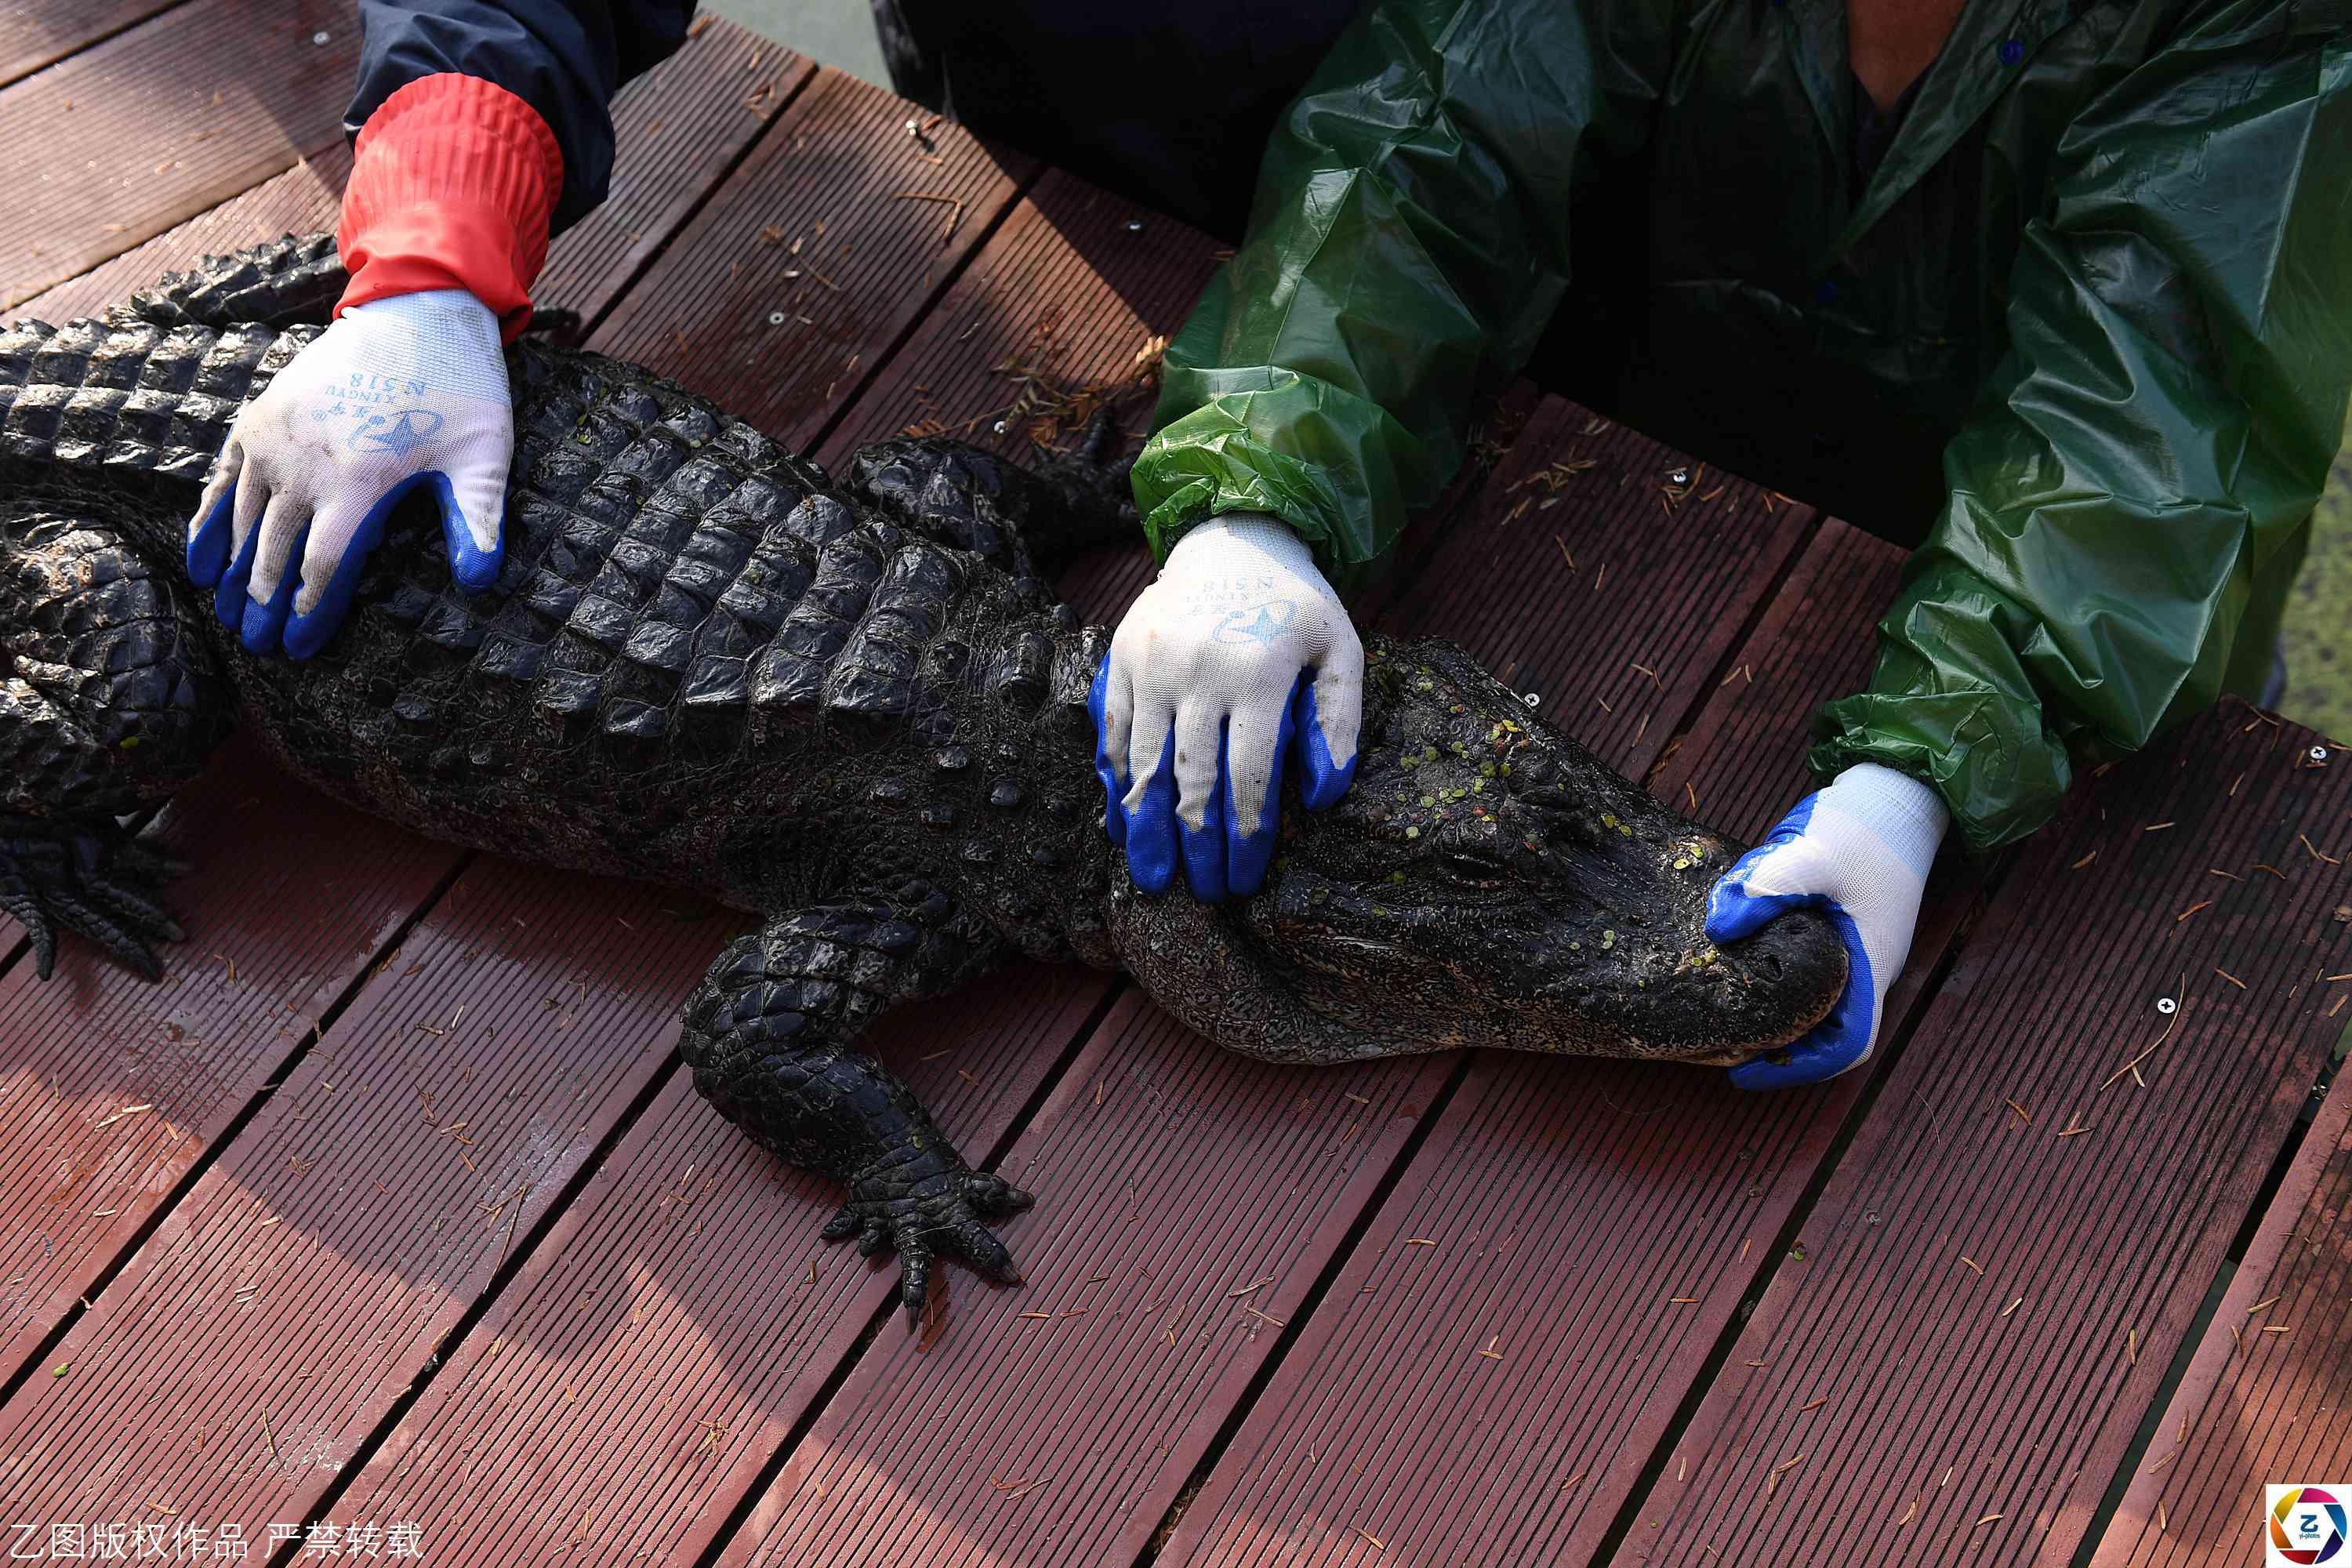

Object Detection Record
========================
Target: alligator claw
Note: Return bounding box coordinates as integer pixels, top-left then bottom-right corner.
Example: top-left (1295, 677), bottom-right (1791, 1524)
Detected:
top-left (821, 1166), bottom-right (1034, 1330)
top-left (0, 815), bottom-right (184, 981)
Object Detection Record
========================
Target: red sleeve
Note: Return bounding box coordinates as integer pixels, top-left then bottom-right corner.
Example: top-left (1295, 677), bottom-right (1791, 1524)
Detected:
top-left (335, 72), bottom-right (564, 342)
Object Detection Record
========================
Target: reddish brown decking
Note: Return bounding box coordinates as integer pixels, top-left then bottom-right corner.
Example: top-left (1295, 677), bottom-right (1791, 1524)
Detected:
top-left (3, 9), bottom-right (2347, 1566)
top-left (2091, 1059), bottom-right (2352, 1568)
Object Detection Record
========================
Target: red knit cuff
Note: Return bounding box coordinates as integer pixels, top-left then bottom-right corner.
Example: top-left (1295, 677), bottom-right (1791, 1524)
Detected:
top-left (336, 74), bottom-right (564, 342)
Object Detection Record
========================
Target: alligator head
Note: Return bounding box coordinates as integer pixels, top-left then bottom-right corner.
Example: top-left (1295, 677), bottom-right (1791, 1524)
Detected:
top-left (1103, 634), bottom-right (1848, 1069)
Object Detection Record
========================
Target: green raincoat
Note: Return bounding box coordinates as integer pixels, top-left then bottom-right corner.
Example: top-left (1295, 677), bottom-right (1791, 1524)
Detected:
top-left (1130, 0), bottom-right (2352, 853)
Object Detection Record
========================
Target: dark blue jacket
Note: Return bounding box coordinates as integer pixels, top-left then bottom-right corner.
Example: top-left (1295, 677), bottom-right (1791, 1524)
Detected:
top-left (348, 0), bottom-right (1363, 240)
top-left (348, 0), bottom-right (697, 233)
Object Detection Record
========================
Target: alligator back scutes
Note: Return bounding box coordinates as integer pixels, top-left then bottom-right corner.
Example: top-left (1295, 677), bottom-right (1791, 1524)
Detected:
top-left (0, 316), bottom-right (310, 483)
top-left (320, 342), bottom-right (1010, 771)
top-left (107, 231), bottom-right (346, 334)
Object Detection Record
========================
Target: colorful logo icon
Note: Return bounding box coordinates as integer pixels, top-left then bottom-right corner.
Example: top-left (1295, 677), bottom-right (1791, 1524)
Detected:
top-left (2270, 1486), bottom-right (2349, 1565)
top-left (1211, 598), bottom-right (1299, 647)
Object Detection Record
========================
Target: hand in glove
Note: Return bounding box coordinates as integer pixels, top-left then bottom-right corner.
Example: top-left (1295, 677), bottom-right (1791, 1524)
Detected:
top-left (1090, 514), bottom-right (1363, 899)
top-left (185, 287), bottom-right (511, 659)
top-left (1706, 764), bottom-right (1947, 1089)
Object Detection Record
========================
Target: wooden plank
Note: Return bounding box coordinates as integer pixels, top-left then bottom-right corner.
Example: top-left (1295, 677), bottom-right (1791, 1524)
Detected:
top-left (1602, 702), bottom-right (2352, 1566)
top-left (0, 0), bottom-right (180, 93)
top-left (1377, 400), bottom-right (1815, 769)
top-left (1650, 518), bottom-right (1907, 840)
top-left (329, 964), bottom-right (1114, 1565)
top-left (815, 167), bottom-right (1225, 626)
top-left (532, 18), bottom-right (811, 330)
top-left (2087, 1046), bottom-right (2351, 1567)
top-left (814, 169), bottom-right (1218, 466)
top-left (719, 995), bottom-right (1454, 1568)
top-left (0, 864), bottom-right (718, 1534)
top-left (591, 66), bottom-right (1038, 455)
top-left (1164, 1052), bottom-right (1860, 1568)
top-left (7, 145), bottom-right (350, 328)
top-left (1157, 519), bottom-right (1982, 1568)
top-left (10, 19), bottom-right (808, 333)
top-left (0, 746), bottom-right (452, 1392)
top-left (0, 0), bottom-right (358, 308)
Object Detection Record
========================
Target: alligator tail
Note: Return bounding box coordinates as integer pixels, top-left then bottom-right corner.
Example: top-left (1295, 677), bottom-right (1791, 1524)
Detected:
top-left (0, 314), bottom-right (307, 485)
top-left (0, 234), bottom-right (345, 483)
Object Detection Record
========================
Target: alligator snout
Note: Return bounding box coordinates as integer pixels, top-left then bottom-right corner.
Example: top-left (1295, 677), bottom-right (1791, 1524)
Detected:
top-left (1221, 635), bottom-right (1853, 1069)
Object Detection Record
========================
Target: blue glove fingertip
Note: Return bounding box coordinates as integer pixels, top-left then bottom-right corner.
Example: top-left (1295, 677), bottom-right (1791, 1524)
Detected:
top-left (1728, 1052), bottom-right (1812, 1091)
top-left (1728, 907), bottom-right (1875, 1089)
top-left (284, 539), bottom-right (372, 662)
top-left (1226, 697), bottom-right (1294, 898)
top-left (1704, 874), bottom-right (1802, 944)
top-left (238, 537), bottom-right (304, 655)
top-left (1728, 1015), bottom-right (1867, 1091)
top-left (210, 514), bottom-right (263, 636)
top-left (283, 492), bottom-right (401, 661)
top-left (187, 487), bottom-right (234, 589)
top-left (1178, 723), bottom-right (1232, 902)
top-left (1087, 659), bottom-right (1128, 849)
top-left (437, 474), bottom-right (504, 595)
top-left (1120, 724), bottom-right (1181, 895)
top-left (1294, 679), bottom-right (1357, 812)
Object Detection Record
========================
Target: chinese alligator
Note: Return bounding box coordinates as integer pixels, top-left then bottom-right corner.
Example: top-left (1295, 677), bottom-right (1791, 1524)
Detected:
top-left (0, 235), bottom-right (1846, 1325)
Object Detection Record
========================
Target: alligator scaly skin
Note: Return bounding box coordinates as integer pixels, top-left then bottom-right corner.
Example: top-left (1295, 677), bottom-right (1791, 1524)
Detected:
top-left (0, 236), bottom-right (1849, 1328)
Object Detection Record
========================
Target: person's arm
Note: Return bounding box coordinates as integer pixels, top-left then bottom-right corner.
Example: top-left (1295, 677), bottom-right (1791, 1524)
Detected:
top-left (185, 1), bottom-right (695, 660)
top-left (1128, 0), bottom-right (1668, 593)
top-left (1810, 3), bottom-right (2352, 855)
top-left (1099, 0), bottom-right (1665, 902)
top-left (339, 0), bottom-right (696, 330)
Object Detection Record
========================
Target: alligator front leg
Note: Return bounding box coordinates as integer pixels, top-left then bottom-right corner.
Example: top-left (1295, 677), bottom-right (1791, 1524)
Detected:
top-left (3, 509), bottom-right (228, 978)
top-left (845, 411), bottom-right (1140, 578)
top-left (679, 884), bottom-right (1030, 1327)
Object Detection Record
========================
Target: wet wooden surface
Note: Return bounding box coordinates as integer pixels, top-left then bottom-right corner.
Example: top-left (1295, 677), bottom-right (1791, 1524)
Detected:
top-left (2, 8), bottom-right (2344, 1565)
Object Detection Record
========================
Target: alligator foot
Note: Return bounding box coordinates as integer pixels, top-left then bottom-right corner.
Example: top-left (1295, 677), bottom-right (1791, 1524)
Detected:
top-left (676, 891), bottom-right (1027, 1335)
top-left (0, 815), bottom-right (185, 981)
top-left (843, 408), bottom-right (1139, 579)
top-left (824, 1160), bottom-right (1033, 1329)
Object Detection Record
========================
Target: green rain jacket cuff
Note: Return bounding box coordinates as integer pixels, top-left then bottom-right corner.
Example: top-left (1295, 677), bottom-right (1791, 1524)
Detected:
top-left (1131, 372), bottom-right (1442, 600)
top-left (1807, 690), bottom-right (2073, 857)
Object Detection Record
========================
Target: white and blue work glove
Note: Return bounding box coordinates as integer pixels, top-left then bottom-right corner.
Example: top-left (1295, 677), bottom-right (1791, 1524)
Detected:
top-left (1706, 764), bottom-right (1947, 1089)
top-left (187, 287), bottom-right (511, 659)
top-left (1090, 514), bottom-right (1363, 899)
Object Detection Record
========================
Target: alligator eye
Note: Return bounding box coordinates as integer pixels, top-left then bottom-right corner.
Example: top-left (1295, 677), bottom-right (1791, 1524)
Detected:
top-left (1438, 849), bottom-right (1508, 885)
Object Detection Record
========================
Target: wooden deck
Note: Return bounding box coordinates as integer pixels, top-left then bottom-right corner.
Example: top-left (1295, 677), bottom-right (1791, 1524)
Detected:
top-left (3, 7), bottom-right (2347, 1564)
